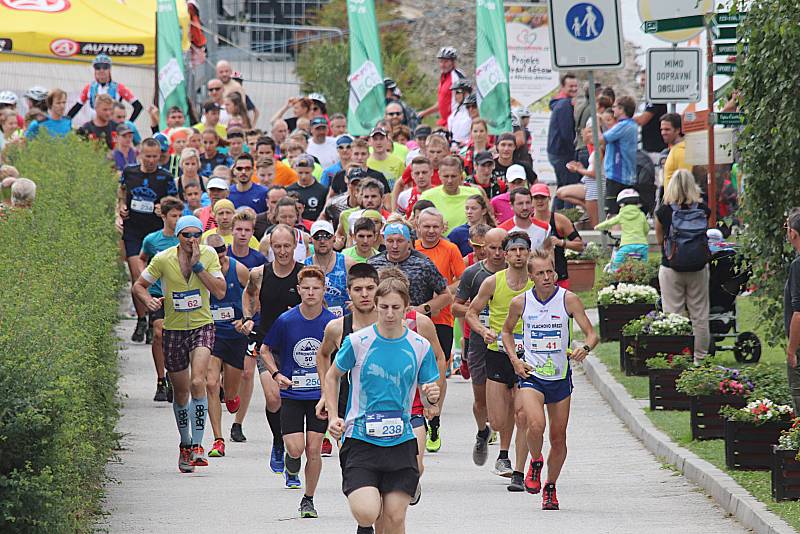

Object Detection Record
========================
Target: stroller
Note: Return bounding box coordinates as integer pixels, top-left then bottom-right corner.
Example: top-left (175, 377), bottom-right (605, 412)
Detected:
top-left (708, 247), bottom-right (761, 363)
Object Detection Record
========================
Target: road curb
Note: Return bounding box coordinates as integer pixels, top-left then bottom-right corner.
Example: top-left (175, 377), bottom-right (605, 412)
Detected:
top-left (582, 354), bottom-right (797, 534)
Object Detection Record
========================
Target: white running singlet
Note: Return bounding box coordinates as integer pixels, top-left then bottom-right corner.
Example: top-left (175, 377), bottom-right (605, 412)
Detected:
top-left (521, 286), bottom-right (571, 381)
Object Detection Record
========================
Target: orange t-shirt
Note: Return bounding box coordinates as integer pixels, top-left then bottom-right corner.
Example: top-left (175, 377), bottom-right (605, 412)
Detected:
top-left (272, 160), bottom-right (298, 187)
top-left (414, 238), bottom-right (465, 327)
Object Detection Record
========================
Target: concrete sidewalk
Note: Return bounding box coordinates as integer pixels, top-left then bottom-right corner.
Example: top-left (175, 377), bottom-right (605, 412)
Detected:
top-left (103, 321), bottom-right (745, 533)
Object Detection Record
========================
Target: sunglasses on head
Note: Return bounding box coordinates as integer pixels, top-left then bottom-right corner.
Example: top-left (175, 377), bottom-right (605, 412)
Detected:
top-left (180, 231), bottom-right (203, 239)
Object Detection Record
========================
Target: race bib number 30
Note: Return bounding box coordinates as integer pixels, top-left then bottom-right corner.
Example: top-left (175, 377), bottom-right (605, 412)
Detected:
top-left (365, 411), bottom-right (404, 438)
top-left (173, 289), bottom-right (202, 312)
top-left (292, 372), bottom-right (320, 390)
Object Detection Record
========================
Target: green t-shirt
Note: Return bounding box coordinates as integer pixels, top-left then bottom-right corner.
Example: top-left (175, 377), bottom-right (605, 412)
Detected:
top-left (420, 185), bottom-right (478, 236)
top-left (343, 245), bottom-right (377, 263)
top-left (367, 153), bottom-right (405, 185)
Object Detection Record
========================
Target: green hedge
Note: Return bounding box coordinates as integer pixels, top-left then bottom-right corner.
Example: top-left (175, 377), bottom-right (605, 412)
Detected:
top-left (0, 136), bottom-right (122, 532)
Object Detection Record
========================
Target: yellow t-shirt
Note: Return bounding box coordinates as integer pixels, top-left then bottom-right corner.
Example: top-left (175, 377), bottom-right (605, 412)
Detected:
top-left (201, 228), bottom-right (260, 250)
top-left (367, 153), bottom-right (406, 185)
top-left (192, 121), bottom-right (228, 140)
top-left (142, 245), bottom-right (223, 331)
top-left (663, 141), bottom-right (690, 189)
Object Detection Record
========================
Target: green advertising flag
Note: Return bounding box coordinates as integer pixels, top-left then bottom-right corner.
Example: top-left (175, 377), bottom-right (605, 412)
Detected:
top-left (157, 0), bottom-right (188, 130)
top-left (347, 0), bottom-right (385, 135)
top-left (476, 0), bottom-right (512, 133)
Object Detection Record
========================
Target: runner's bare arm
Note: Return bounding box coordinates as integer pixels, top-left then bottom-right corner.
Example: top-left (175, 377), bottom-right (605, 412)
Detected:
top-left (451, 296), bottom-right (470, 318)
top-left (233, 263), bottom-right (251, 334)
top-left (417, 290), bottom-right (452, 317)
top-left (415, 313), bottom-right (446, 410)
top-left (260, 344), bottom-right (292, 388)
top-left (565, 291), bottom-right (597, 362)
top-left (555, 213), bottom-right (584, 252)
top-left (242, 265), bottom-right (263, 318)
top-left (316, 318), bottom-right (343, 396)
top-left (132, 275), bottom-right (161, 312)
top-left (324, 363), bottom-right (347, 439)
top-left (466, 274), bottom-right (496, 339)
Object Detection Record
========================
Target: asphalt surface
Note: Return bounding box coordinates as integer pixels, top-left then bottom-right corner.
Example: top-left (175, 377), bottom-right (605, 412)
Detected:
top-left (103, 320), bottom-right (746, 533)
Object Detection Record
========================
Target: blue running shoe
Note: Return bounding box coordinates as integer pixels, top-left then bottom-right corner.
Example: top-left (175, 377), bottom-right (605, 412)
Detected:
top-left (270, 443), bottom-right (285, 474)
top-left (284, 470), bottom-right (301, 489)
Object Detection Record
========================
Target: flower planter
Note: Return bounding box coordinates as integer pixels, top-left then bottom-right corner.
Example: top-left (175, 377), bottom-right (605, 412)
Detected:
top-left (772, 446), bottom-right (800, 500)
top-left (725, 420), bottom-right (792, 470)
top-left (690, 394), bottom-right (749, 440)
top-left (598, 303), bottom-right (656, 341)
top-left (648, 368), bottom-right (691, 411)
top-left (625, 335), bottom-right (694, 377)
top-left (566, 260), bottom-right (596, 292)
top-left (619, 333), bottom-right (635, 373)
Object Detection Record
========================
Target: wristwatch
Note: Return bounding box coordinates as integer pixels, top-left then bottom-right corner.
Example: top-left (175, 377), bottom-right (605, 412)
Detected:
top-left (582, 344), bottom-right (592, 353)
top-left (242, 316), bottom-right (253, 323)
top-left (423, 304), bottom-right (432, 316)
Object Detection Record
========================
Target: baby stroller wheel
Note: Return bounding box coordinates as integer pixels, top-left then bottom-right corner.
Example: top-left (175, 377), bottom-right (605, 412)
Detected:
top-left (733, 332), bottom-right (761, 364)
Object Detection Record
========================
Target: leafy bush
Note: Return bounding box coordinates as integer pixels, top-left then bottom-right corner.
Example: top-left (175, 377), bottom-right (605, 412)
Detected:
top-left (676, 362), bottom-right (754, 397)
top-left (0, 135), bottom-right (121, 532)
top-left (597, 256), bottom-right (660, 288)
top-left (296, 0), bottom-right (434, 115)
top-left (621, 311), bottom-right (692, 337)
top-left (645, 351), bottom-right (694, 371)
top-left (735, 0), bottom-right (800, 344)
top-left (597, 283), bottom-right (659, 306)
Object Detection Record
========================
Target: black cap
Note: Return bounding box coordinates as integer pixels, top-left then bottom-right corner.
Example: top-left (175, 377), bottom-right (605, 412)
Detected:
top-left (203, 101), bottom-right (221, 113)
top-left (474, 151), bottom-right (494, 165)
top-left (347, 167), bottom-right (368, 181)
top-left (414, 125), bottom-right (432, 138)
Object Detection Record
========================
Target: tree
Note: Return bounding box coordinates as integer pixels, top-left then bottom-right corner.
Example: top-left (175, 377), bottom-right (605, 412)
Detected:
top-left (735, 0), bottom-right (800, 343)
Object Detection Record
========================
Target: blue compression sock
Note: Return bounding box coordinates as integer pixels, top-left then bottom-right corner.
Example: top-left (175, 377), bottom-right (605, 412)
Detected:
top-left (172, 402), bottom-right (192, 446)
top-left (190, 397), bottom-right (208, 446)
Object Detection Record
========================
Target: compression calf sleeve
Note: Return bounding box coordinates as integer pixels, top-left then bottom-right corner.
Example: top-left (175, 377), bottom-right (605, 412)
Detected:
top-left (172, 402), bottom-right (192, 446)
top-left (284, 452), bottom-right (302, 475)
top-left (190, 397), bottom-right (208, 446)
top-left (266, 407), bottom-right (283, 444)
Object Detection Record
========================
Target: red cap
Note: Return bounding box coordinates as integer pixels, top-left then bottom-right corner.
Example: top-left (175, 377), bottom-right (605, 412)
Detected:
top-left (530, 183), bottom-right (550, 197)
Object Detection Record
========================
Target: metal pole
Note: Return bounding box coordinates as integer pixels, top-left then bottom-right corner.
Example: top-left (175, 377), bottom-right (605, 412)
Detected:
top-left (588, 70), bottom-right (607, 247)
top-left (706, 26), bottom-right (717, 227)
top-left (200, 0), bottom-right (217, 93)
top-left (669, 43), bottom-right (678, 113)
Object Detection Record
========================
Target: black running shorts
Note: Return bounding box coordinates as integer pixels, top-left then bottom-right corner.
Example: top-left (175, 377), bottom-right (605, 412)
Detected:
top-left (340, 437), bottom-right (419, 498)
top-left (280, 398), bottom-right (327, 435)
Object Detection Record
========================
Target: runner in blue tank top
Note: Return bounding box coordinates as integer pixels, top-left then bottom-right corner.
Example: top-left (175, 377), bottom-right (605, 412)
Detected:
top-left (305, 220), bottom-right (356, 318)
top-left (260, 265), bottom-right (336, 518)
top-left (204, 235), bottom-right (251, 459)
top-left (502, 248), bottom-right (597, 511)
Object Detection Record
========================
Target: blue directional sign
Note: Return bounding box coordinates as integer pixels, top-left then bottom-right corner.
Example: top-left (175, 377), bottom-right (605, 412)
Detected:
top-left (548, 0), bottom-right (624, 70)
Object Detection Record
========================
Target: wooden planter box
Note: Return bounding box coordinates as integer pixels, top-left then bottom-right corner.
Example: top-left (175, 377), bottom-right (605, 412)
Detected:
top-left (625, 334), bottom-right (694, 377)
top-left (725, 420), bottom-right (792, 470)
top-left (619, 334), bottom-right (635, 373)
top-left (772, 446), bottom-right (800, 501)
top-left (567, 260), bottom-right (596, 292)
top-left (598, 303), bottom-right (656, 341)
top-left (648, 368), bottom-right (691, 411)
top-left (690, 394), bottom-right (749, 440)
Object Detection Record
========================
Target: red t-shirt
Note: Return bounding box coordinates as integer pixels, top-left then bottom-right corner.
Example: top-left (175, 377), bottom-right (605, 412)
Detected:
top-left (406, 310), bottom-right (425, 416)
top-left (400, 164), bottom-right (441, 188)
top-left (437, 70), bottom-right (462, 126)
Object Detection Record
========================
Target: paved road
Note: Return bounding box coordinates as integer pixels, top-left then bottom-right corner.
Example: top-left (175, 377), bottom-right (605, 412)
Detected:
top-left (103, 321), bottom-right (746, 533)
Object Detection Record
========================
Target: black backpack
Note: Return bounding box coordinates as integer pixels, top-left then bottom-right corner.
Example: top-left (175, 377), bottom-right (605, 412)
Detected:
top-left (665, 203), bottom-right (710, 272)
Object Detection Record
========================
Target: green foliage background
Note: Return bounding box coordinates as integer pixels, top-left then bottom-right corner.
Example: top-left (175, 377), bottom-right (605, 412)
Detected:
top-left (0, 136), bottom-right (122, 532)
top-left (736, 0), bottom-right (800, 346)
top-left (295, 0), bottom-right (434, 116)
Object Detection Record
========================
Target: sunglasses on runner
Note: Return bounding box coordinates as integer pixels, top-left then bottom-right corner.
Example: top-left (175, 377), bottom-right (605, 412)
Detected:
top-left (208, 86), bottom-right (222, 92)
top-left (386, 111), bottom-right (403, 116)
top-left (469, 240), bottom-right (485, 248)
top-left (235, 166), bottom-right (252, 172)
top-left (180, 231), bottom-right (203, 239)
top-left (94, 65), bottom-right (110, 70)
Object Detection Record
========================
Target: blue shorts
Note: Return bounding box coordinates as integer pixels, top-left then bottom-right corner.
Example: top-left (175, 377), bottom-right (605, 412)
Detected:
top-left (518, 367), bottom-right (573, 404)
top-left (410, 414), bottom-right (427, 430)
top-left (212, 335), bottom-right (248, 370)
top-left (610, 244), bottom-right (649, 271)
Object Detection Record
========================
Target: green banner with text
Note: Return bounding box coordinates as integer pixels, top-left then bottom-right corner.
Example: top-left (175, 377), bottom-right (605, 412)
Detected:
top-left (347, 0), bottom-right (385, 135)
top-left (476, 0), bottom-right (512, 133)
top-left (156, 0), bottom-right (188, 129)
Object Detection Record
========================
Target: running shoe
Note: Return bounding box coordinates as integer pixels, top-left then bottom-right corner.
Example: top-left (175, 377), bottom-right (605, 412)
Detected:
top-left (284, 470), bottom-right (302, 489)
top-left (270, 443), bottom-right (285, 473)
top-left (225, 395), bottom-right (241, 414)
top-left (191, 445), bottom-right (208, 467)
top-left (230, 422), bottom-right (246, 442)
top-left (131, 317), bottom-right (147, 342)
top-left (299, 495), bottom-right (318, 518)
top-left (178, 445), bottom-right (194, 473)
top-left (507, 471), bottom-right (525, 492)
top-left (493, 457), bottom-right (513, 477)
top-left (472, 430), bottom-right (490, 466)
top-left (153, 380), bottom-right (168, 402)
top-left (321, 436), bottom-right (333, 457)
top-left (164, 375), bottom-right (173, 403)
top-left (525, 455), bottom-right (544, 494)
top-left (409, 483), bottom-right (421, 506)
top-left (459, 358), bottom-right (470, 380)
top-left (488, 430), bottom-right (498, 445)
top-left (145, 325), bottom-right (153, 345)
top-left (542, 482), bottom-right (559, 510)
top-left (208, 438), bottom-right (225, 458)
top-left (426, 426), bottom-right (441, 453)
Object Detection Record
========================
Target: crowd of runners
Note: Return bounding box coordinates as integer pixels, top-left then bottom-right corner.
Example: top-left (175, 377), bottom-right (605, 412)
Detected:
top-left (9, 47), bottom-right (720, 532)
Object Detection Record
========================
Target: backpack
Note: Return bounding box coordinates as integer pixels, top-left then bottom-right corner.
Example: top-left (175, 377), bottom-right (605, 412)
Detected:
top-left (665, 203), bottom-right (709, 272)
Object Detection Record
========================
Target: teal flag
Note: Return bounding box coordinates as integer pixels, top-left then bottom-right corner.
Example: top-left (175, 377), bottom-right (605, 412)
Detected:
top-left (476, 0), bottom-right (512, 134)
top-left (346, 0), bottom-right (385, 135)
top-left (156, 0), bottom-right (188, 130)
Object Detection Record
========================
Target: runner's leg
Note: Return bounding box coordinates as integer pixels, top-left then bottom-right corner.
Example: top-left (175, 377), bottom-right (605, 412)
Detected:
top-left (234, 353), bottom-right (255, 427)
top-left (517, 387), bottom-right (547, 462)
top-left (126, 255), bottom-right (146, 319)
top-left (188, 347), bottom-right (211, 449)
top-left (347, 487), bottom-right (382, 528)
top-left (544, 395), bottom-right (571, 483)
top-left (377, 491), bottom-right (412, 533)
top-left (303, 430), bottom-right (324, 496)
top-left (206, 356), bottom-right (224, 440)
top-left (221, 362), bottom-right (243, 403)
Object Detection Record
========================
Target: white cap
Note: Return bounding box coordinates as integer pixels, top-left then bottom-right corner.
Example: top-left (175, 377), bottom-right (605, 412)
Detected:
top-left (207, 178), bottom-right (229, 190)
top-left (310, 219), bottom-right (334, 237)
top-left (506, 164), bottom-right (526, 182)
top-left (616, 188), bottom-right (640, 204)
top-left (707, 228), bottom-right (724, 242)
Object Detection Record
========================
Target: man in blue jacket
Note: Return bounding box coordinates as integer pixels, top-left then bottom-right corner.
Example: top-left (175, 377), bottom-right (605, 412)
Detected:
top-left (547, 74), bottom-right (579, 210)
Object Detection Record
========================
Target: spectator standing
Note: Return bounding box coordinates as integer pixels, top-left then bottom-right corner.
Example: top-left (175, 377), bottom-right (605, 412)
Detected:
top-left (69, 54), bottom-right (142, 122)
top-left (599, 96), bottom-right (638, 215)
top-left (660, 113), bottom-right (690, 190)
top-left (655, 170), bottom-right (711, 363)
top-left (447, 79), bottom-right (474, 145)
top-left (784, 208), bottom-right (800, 412)
top-left (635, 71), bottom-right (668, 163)
top-left (216, 60), bottom-right (247, 104)
top-left (113, 124), bottom-right (138, 172)
top-left (547, 74), bottom-right (579, 210)
top-left (25, 88), bottom-right (71, 139)
top-left (76, 93), bottom-right (118, 150)
top-left (418, 47), bottom-right (465, 127)
top-left (306, 117), bottom-right (338, 169)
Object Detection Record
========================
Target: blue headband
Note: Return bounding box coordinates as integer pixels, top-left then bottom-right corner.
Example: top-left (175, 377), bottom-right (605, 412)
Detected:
top-left (175, 215), bottom-right (203, 235)
top-left (383, 223), bottom-right (410, 240)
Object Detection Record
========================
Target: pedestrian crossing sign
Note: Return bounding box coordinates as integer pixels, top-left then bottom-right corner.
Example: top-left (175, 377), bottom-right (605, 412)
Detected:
top-left (548, 0), bottom-right (624, 70)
